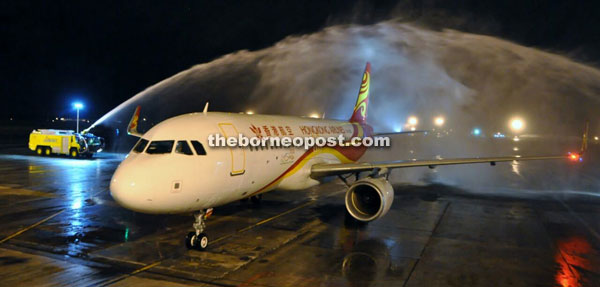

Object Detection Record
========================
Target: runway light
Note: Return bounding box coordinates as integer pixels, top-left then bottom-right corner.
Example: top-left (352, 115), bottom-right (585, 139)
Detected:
top-left (434, 116), bottom-right (445, 127)
top-left (509, 117), bottom-right (524, 132)
top-left (568, 152), bottom-right (581, 162)
top-left (493, 132), bottom-right (505, 138)
top-left (408, 116), bottom-right (418, 126)
top-left (513, 136), bottom-right (520, 142)
top-left (513, 147), bottom-right (519, 151)
top-left (472, 128), bottom-right (481, 136)
top-left (594, 136), bottom-right (599, 141)
top-left (246, 110), bottom-right (254, 115)
top-left (309, 113), bottom-right (320, 119)
top-left (410, 127), bottom-right (416, 131)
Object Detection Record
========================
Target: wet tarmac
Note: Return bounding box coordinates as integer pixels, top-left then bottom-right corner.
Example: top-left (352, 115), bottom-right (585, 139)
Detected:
top-left (0, 146), bottom-right (598, 286)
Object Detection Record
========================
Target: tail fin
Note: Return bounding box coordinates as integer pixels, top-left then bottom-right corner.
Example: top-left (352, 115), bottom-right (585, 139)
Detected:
top-left (127, 106), bottom-right (142, 137)
top-left (349, 62), bottom-right (371, 123)
top-left (581, 121), bottom-right (589, 154)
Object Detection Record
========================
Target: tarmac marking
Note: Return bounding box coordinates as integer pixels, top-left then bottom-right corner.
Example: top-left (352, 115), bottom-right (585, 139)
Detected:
top-left (90, 253), bottom-right (151, 269)
top-left (236, 271), bottom-right (275, 287)
top-left (212, 200), bottom-right (315, 244)
top-left (402, 201), bottom-right (450, 287)
top-left (210, 185), bottom-right (345, 245)
top-left (0, 186), bottom-right (58, 198)
top-left (95, 261), bottom-right (162, 287)
top-left (92, 200), bottom-right (319, 285)
top-left (0, 209), bottom-right (65, 244)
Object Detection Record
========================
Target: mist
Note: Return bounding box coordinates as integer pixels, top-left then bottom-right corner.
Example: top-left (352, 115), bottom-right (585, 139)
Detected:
top-left (88, 18), bottom-right (600, 193)
top-left (91, 19), bottom-right (599, 133)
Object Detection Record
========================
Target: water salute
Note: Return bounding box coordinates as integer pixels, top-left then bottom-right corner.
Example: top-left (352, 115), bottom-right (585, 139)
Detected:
top-left (2, 1), bottom-right (600, 286)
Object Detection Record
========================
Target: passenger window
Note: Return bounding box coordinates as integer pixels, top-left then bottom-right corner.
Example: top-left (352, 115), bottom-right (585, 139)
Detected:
top-left (146, 140), bottom-right (174, 154)
top-left (175, 141), bottom-right (193, 155)
top-left (132, 138), bottom-right (149, 153)
top-left (190, 140), bottom-right (207, 156)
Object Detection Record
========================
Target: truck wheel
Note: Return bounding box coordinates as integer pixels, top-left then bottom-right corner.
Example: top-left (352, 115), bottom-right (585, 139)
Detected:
top-left (70, 149), bottom-right (79, 158)
top-left (36, 147), bottom-right (43, 155)
top-left (44, 147), bottom-right (51, 156)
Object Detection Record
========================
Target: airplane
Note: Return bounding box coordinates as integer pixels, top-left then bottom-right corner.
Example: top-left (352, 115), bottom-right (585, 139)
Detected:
top-left (110, 63), bottom-right (589, 250)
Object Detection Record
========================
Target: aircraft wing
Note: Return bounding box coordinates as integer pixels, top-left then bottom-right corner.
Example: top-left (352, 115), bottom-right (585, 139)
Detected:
top-left (310, 154), bottom-right (576, 177)
top-left (373, 130), bottom-right (429, 136)
top-left (313, 123), bottom-right (589, 178)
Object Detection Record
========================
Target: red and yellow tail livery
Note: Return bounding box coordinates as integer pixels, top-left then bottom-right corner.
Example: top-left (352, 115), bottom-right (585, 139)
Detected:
top-left (349, 62), bottom-right (371, 123)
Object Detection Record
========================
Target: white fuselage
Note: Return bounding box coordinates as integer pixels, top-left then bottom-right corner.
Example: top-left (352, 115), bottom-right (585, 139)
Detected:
top-left (110, 112), bottom-right (369, 214)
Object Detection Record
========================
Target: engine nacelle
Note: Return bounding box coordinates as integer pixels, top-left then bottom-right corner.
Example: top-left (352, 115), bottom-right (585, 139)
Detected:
top-left (345, 177), bottom-right (394, 222)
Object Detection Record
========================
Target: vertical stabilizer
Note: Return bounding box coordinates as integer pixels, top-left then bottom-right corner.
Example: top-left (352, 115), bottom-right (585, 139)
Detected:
top-left (581, 121), bottom-right (589, 154)
top-left (349, 63), bottom-right (371, 123)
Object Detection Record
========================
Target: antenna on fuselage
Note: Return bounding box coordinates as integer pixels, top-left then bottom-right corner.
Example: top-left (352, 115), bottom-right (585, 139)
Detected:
top-left (203, 102), bottom-right (209, 115)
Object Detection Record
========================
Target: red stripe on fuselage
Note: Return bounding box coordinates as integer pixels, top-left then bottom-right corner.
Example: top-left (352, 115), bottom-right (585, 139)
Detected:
top-left (249, 122), bottom-right (373, 196)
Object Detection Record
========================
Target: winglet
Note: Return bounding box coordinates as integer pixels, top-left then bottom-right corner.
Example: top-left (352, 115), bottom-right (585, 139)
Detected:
top-left (127, 106), bottom-right (142, 137)
top-left (349, 62), bottom-right (371, 123)
top-left (581, 121), bottom-right (589, 154)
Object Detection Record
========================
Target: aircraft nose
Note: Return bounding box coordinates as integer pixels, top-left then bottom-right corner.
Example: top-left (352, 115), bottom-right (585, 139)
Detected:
top-left (110, 162), bottom-right (155, 213)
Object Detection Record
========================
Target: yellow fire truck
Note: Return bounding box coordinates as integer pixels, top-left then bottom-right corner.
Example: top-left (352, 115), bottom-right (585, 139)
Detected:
top-left (28, 129), bottom-right (104, 158)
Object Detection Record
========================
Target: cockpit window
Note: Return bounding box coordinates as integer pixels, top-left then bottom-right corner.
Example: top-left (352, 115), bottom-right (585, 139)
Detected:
top-left (175, 141), bottom-right (194, 155)
top-left (132, 138), bottom-right (149, 153)
top-left (146, 140), bottom-right (174, 154)
top-left (190, 140), bottom-right (207, 155)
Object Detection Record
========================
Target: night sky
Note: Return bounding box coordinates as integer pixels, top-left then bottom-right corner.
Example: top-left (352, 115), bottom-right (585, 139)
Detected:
top-left (2, 0), bottom-right (599, 120)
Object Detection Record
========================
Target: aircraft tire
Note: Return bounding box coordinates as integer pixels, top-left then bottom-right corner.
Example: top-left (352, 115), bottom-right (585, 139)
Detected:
top-left (186, 232), bottom-right (208, 250)
top-left (197, 233), bottom-right (208, 250)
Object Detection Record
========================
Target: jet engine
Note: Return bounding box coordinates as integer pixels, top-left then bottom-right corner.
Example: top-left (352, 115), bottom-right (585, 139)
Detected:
top-left (345, 176), bottom-right (394, 222)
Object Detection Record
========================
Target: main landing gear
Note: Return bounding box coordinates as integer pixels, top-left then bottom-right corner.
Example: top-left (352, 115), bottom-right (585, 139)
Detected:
top-left (250, 194), bottom-right (262, 204)
top-left (186, 208), bottom-right (213, 250)
top-left (240, 194), bottom-right (262, 205)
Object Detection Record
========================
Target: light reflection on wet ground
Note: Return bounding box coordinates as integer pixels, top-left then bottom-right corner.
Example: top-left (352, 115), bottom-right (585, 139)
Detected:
top-left (0, 146), bottom-right (598, 286)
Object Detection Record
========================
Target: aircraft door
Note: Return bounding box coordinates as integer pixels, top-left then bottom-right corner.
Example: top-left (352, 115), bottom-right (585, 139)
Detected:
top-left (218, 123), bottom-right (246, 176)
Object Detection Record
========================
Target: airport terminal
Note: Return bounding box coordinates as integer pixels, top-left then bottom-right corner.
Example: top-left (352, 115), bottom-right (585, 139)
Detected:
top-left (1, 1), bottom-right (599, 286)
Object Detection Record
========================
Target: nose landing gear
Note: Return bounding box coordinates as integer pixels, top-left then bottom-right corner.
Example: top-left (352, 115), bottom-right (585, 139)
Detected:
top-left (186, 208), bottom-right (213, 250)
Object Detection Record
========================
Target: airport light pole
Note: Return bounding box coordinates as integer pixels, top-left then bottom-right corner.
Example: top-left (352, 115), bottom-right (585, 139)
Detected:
top-left (73, 102), bottom-right (84, 133)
